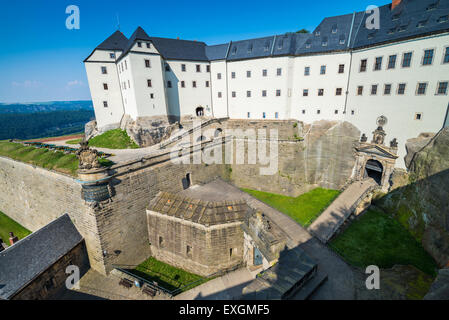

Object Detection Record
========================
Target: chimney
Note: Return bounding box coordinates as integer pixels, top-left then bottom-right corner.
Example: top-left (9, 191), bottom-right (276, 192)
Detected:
top-left (9, 232), bottom-right (18, 246)
top-left (392, 0), bottom-right (401, 10)
top-left (177, 37), bottom-right (180, 40)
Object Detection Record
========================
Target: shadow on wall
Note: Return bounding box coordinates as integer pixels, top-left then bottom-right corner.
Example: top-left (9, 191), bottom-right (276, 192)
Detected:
top-left (373, 168), bottom-right (449, 268)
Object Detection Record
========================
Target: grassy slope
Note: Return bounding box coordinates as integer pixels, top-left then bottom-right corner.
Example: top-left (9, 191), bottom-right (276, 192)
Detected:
top-left (66, 138), bottom-right (83, 145)
top-left (0, 211), bottom-right (31, 243)
top-left (330, 209), bottom-right (438, 276)
top-left (242, 187), bottom-right (341, 227)
top-left (0, 141), bottom-right (79, 175)
top-left (88, 129), bottom-right (139, 149)
top-left (129, 257), bottom-right (209, 293)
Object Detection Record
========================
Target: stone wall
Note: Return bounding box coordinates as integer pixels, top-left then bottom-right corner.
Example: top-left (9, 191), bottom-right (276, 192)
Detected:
top-left (12, 241), bottom-right (89, 300)
top-left (147, 212), bottom-right (243, 276)
top-left (0, 156), bottom-right (105, 273)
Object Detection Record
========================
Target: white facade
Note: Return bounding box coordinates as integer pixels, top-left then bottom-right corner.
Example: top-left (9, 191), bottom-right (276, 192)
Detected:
top-left (85, 30), bottom-right (449, 169)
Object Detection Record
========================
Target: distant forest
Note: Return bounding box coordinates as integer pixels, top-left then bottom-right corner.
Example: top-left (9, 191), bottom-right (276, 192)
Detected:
top-left (0, 101), bottom-right (94, 140)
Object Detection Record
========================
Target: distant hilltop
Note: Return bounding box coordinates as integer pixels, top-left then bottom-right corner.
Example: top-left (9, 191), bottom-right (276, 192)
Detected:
top-left (0, 101), bottom-right (93, 114)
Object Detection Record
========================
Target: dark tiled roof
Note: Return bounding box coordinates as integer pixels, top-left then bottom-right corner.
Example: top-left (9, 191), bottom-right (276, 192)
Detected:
top-left (205, 43), bottom-right (230, 61)
top-left (149, 37), bottom-right (209, 61)
top-left (352, 0), bottom-right (449, 49)
top-left (148, 192), bottom-right (248, 226)
top-left (96, 30), bottom-right (128, 51)
top-left (0, 214), bottom-right (83, 300)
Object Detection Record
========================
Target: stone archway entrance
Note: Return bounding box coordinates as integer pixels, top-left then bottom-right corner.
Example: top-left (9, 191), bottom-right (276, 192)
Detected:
top-left (196, 107), bottom-right (204, 117)
top-left (364, 159), bottom-right (383, 185)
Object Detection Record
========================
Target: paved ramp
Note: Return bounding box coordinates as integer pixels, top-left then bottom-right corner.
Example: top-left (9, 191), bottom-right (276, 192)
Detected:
top-left (308, 179), bottom-right (377, 243)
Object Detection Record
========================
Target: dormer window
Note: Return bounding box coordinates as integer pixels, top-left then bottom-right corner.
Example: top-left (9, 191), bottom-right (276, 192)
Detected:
top-left (315, 28), bottom-right (321, 36)
top-left (339, 35), bottom-right (345, 45)
top-left (427, 1), bottom-right (439, 11)
top-left (388, 28), bottom-right (396, 35)
top-left (305, 39), bottom-right (312, 49)
top-left (264, 41), bottom-right (270, 51)
top-left (438, 15), bottom-right (449, 23)
top-left (398, 24), bottom-right (408, 32)
top-left (248, 44), bottom-right (253, 53)
top-left (278, 39), bottom-right (283, 49)
top-left (392, 13), bottom-right (400, 21)
top-left (417, 19), bottom-right (428, 28)
top-left (332, 25), bottom-right (337, 33)
top-left (322, 37), bottom-right (328, 47)
top-left (232, 47), bottom-right (237, 55)
top-left (367, 33), bottom-right (375, 39)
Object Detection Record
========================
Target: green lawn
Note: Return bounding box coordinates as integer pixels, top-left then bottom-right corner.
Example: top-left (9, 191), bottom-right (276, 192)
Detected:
top-left (88, 129), bottom-right (139, 149)
top-left (330, 209), bottom-right (438, 276)
top-left (0, 211), bottom-right (31, 243)
top-left (0, 141), bottom-right (79, 176)
top-left (128, 257), bottom-right (210, 294)
top-left (242, 187), bottom-right (341, 227)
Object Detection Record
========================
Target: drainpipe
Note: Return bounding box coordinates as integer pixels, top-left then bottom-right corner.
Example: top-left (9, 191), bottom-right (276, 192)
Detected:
top-left (343, 12), bottom-right (356, 116)
top-left (225, 41), bottom-right (232, 118)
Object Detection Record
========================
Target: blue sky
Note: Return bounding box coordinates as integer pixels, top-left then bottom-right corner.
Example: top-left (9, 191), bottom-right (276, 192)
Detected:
top-left (0, 0), bottom-right (389, 103)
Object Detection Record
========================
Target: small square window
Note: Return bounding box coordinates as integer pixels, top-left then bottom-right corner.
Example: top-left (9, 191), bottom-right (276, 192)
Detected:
top-left (336, 88), bottom-right (342, 96)
top-left (317, 109), bottom-right (321, 114)
top-left (302, 109), bottom-right (306, 114)
top-left (351, 110), bottom-right (355, 115)
top-left (318, 89), bottom-right (324, 96)
top-left (303, 89), bottom-right (309, 97)
top-left (415, 113), bottom-right (423, 120)
top-left (335, 110), bottom-right (339, 114)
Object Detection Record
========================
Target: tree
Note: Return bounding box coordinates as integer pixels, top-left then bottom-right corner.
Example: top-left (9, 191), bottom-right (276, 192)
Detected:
top-left (296, 29), bottom-right (310, 34)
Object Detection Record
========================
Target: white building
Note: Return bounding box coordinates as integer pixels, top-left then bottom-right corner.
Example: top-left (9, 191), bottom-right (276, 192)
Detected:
top-left (84, 0), bottom-right (449, 168)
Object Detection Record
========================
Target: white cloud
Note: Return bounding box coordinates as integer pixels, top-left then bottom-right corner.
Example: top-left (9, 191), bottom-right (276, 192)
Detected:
top-left (67, 80), bottom-right (84, 87)
top-left (11, 80), bottom-right (43, 88)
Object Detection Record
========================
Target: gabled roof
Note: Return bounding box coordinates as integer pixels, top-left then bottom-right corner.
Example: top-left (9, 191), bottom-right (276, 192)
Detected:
top-left (0, 214), bottom-right (83, 300)
top-left (148, 191), bottom-right (248, 226)
top-left (96, 30), bottom-right (128, 51)
top-left (205, 43), bottom-right (230, 61)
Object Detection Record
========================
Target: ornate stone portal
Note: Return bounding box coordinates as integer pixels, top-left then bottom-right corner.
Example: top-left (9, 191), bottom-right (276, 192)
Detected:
top-left (352, 116), bottom-right (399, 192)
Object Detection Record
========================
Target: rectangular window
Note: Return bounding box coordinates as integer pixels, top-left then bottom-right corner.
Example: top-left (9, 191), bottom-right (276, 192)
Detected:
top-left (276, 89), bottom-right (281, 97)
top-left (444, 47), bottom-right (449, 63)
top-left (147, 79), bottom-right (152, 87)
top-left (277, 68), bottom-right (282, 76)
top-left (357, 86), bottom-right (364, 95)
top-left (374, 57), bottom-right (383, 70)
top-left (205, 81), bottom-right (210, 88)
top-left (338, 64), bottom-right (345, 74)
top-left (247, 71), bottom-right (251, 78)
top-left (263, 112), bottom-right (266, 119)
top-left (137, 42), bottom-right (142, 48)
top-left (150, 93), bottom-right (154, 99)
top-left (101, 66), bottom-right (107, 74)
top-left (262, 90), bottom-right (267, 97)
top-left (302, 109), bottom-right (306, 114)
top-left (317, 109), bottom-right (321, 114)
top-left (275, 112), bottom-right (279, 119)
top-left (146, 43), bottom-right (151, 49)
top-left (360, 59), bottom-right (367, 72)
top-left (437, 81), bottom-right (448, 95)
top-left (192, 81), bottom-right (197, 88)
top-left (304, 66), bottom-right (310, 76)
top-left (206, 65), bottom-right (210, 72)
top-left (371, 84), bottom-right (378, 95)
top-left (103, 101), bottom-right (108, 108)
top-left (165, 64), bottom-right (170, 72)
top-left (232, 91), bottom-right (236, 98)
top-left (336, 88), bottom-right (342, 96)
top-left (384, 84), bottom-right (392, 95)
top-left (196, 64), bottom-right (201, 72)
top-left (388, 55), bottom-right (397, 69)
top-left (398, 83), bottom-right (406, 95)
top-left (125, 60), bottom-right (127, 70)
top-left (103, 83), bottom-right (108, 90)
top-left (181, 64), bottom-right (186, 72)
top-left (415, 113), bottom-right (423, 120)
top-left (303, 89), bottom-right (309, 97)
top-left (320, 65), bottom-right (326, 75)
top-left (145, 59), bottom-right (151, 68)
top-left (318, 89), bottom-right (324, 96)
top-left (167, 81), bottom-right (172, 88)
top-left (417, 82), bottom-right (428, 95)
top-left (247, 112), bottom-right (250, 118)
top-left (231, 72), bottom-right (236, 79)
top-left (247, 90), bottom-right (251, 97)
top-left (402, 52), bottom-right (412, 67)
top-left (422, 49), bottom-right (434, 65)
top-left (217, 73), bottom-right (222, 80)
top-left (218, 92), bottom-right (222, 98)
top-left (262, 69), bottom-right (267, 77)
top-left (335, 110), bottom-right (339, 114)
top-left (180, 81), bottom-right (185, 88)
